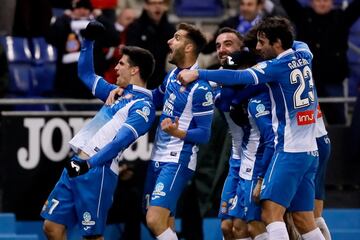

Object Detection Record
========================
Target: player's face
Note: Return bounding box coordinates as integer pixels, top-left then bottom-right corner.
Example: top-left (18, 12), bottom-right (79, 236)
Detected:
top-left (239, 0), bottom-right (261, 21)
top-left (114, 55), bottom-right (133, 87)
top-left (167, 30), bottom-right (188, 66)
top-left (256, 32), bottom-right (277, 60)
top-left (144, 0), bottom-right (167, 24)
top-left (216, 32), bottom-right (243, 65)
top-left (311, 0), bottom-right (333, 15)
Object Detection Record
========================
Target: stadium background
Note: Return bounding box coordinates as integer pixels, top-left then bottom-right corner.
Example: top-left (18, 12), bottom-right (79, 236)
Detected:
top-left (0, 0), bottom-right (360, 239)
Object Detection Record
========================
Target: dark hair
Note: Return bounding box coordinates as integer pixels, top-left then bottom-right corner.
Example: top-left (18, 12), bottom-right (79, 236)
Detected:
top-left (122, 46), bottom-right (155, 82)
top-left (243, 26), bottom-right (258, 51)
top-left (177, 23), bottom-right (207, 55)
top-left (72, 0), bottom-right (93, 10)
top-left (216, 27), bottom-right (244, 43)
top-left (256, 17), bottom-right (294, 50)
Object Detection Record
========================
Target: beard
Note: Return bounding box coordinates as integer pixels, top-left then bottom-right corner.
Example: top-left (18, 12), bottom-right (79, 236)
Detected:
top-left (168, 47), bottom-right (185, 66)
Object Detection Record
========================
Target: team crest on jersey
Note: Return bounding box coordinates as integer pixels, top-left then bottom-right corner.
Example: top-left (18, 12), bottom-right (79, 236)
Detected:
top-left (152, 182), bottom-right (166, 200)
top-left (202, 92), bottom-right (213, 106)
top-left (180, 86), bottom-right (186, 92)
top-left (255, 104), bottom-right (270, 118)
top-left (220, 201), bottom-right (228, 214)
top-left (82, 212), bottom-right (95, 226)
top-left (252, 62), bottom-right (267, 74)
top-left (136, 106), bottom-right (150, 122)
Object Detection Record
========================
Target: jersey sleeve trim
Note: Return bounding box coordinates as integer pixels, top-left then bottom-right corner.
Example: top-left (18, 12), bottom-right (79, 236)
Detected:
top-left (193, 110), bottom-right (214, 116)
top-left (122, 123), bottom-right (139, 139)
top-left (92, 75), bottom-right (102, 95)
top-left (247, 69), bottom-right (259, 84)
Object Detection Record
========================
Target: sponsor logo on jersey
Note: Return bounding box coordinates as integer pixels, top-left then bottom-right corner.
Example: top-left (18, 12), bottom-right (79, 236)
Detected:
top-left (252, 62), bottom-right (267, 74)
top-left (296, 110), bottom-right (315, 125)
top-left (255, 104), bottom-right (270, 118)
top-left (136, 106), bottom-right (150, 122)
top-left (152, 182), bottom-right (166, 200)
top-left (202, 92), bottom-right (213, 107)
top-left (82, 212), bottom-right (95, 226)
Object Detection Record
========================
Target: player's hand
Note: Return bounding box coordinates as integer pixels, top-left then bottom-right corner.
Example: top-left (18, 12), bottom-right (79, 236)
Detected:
top-left (105, 87), bottom-right (124, 105)
top-left (161, 117), bottom-right (186, 139)
top-left (81, 20), bottom-right (105, 41)
top-left (177, 69), bottom-right (199, 85)
top-left (252, 177), bottom-right (263, 203)
top-left (65, 159), bottom-right (90, 178)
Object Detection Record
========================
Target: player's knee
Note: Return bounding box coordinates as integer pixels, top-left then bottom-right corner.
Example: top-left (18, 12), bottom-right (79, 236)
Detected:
top-left (146, 208), bottom-right (168, 234)
top-left (221, 220), bottom-right (233, 236)
top-left (43, 220), bottom-right (65, 239)
top-left (292, 212), bottom-right (316, 234)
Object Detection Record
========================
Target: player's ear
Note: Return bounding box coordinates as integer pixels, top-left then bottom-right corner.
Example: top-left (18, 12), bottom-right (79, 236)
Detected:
top-left (274, 38), bottom-right (282, 49)
top-left (131, 65), bottom-right (139, 76)
top-left (184, 42), bottom-right (193, 54)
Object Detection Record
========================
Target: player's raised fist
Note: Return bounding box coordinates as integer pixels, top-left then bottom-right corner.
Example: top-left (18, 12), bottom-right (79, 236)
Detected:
top-left (81, 20), bottom-right (105, 41)
top-left (65, 159), bottom-right (90, 177)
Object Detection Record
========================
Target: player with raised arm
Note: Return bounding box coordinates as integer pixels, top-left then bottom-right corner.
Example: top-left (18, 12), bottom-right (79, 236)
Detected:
top-left (178, 17), bottom-right (324, 240)
top-left (41, 21), bottom-right (156, 240)
top-left (142, 23), bottom-right (213, 240)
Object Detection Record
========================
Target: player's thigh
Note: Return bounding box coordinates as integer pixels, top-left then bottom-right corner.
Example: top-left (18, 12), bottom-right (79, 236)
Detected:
top-left (219, 158), bottom-right (241, 218)
top-left (260, 151), bottom-right (317, 209)
top-left (143, 161), bottom-right (161, 213)
top-left (41, 169), bottom-right (77, 228)
top-left (228, 178), bottom-right (246, 220)
top-left (148, 162), bottom-right (194, 216)
top-left (288, 153), bottom-right (318, 212)
top-left (315, 135), bottom-right (331, 200)
top-left (243, 179), bottom-right (261, 223)
top-left (71, 166), bottom-right (118, 237)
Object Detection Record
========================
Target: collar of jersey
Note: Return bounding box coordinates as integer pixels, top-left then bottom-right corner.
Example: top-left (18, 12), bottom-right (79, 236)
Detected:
top-left (125, 84), bottom-right (153, 99)
top-left (276, 48), bottom-right (294, 59)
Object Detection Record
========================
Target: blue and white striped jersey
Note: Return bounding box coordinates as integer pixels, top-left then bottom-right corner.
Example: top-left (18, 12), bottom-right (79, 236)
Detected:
top-left (239, 90), bottom-right (274, 180)
top-left (70, 84), bottom-right (155, 158)
top-left (71, 39), bottom-right (156, 168)
top-left (198, 41), bottom-right (317, 153)
top-left (151, 63), bottom-right (214, 170)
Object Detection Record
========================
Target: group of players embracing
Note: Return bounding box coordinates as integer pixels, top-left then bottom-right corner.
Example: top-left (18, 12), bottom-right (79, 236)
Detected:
top-left (40, 16), bottom-right (331, 240)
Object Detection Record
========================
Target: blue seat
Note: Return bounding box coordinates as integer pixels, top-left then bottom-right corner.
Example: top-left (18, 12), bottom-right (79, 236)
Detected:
top-left (0, 36), bottom-right (33, 95)
top-left (174, 0), bottom-right (223, 17)
top-left (0, 213), bottom-right (16, 234)
top-left (31, 37), bottom-right (57, 96)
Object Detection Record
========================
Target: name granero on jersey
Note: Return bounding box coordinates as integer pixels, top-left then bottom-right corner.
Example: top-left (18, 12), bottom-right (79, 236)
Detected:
top-left (288, 58), bottom-right (309, 70)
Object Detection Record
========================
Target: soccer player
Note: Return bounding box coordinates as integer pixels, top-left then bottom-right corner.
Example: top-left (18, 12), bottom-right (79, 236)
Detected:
top-left (40, 21), bottom-right (156, 240)
top-left (212, 27), bottom-right (245, 240)
top-left (178, 17), bottom-right (324, 240)
top-left (314, 104), bottom-right (332, 240)
top-left (143, 23), bottom-right (214, 240)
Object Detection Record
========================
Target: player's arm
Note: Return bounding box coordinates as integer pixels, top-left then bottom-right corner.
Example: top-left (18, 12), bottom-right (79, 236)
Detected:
top-left (292, 40), bottom-right (313, 60)
top-left (187, 85), bottom-right (214, 144)
top-left (249, 99), bottom-right (274, 178)
top-left (78, 39), bottom-right (116, 101)
top-left (88, 101), bottom-right (155, 168)
top-left (178, 63), bottom-right (273, 86)
top-left (232, 84), bottom-right (268, 105)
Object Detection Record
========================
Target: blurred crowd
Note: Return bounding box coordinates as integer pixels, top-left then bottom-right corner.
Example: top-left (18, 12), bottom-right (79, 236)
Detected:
top-left (0, 0), bottom-right (360, 125)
